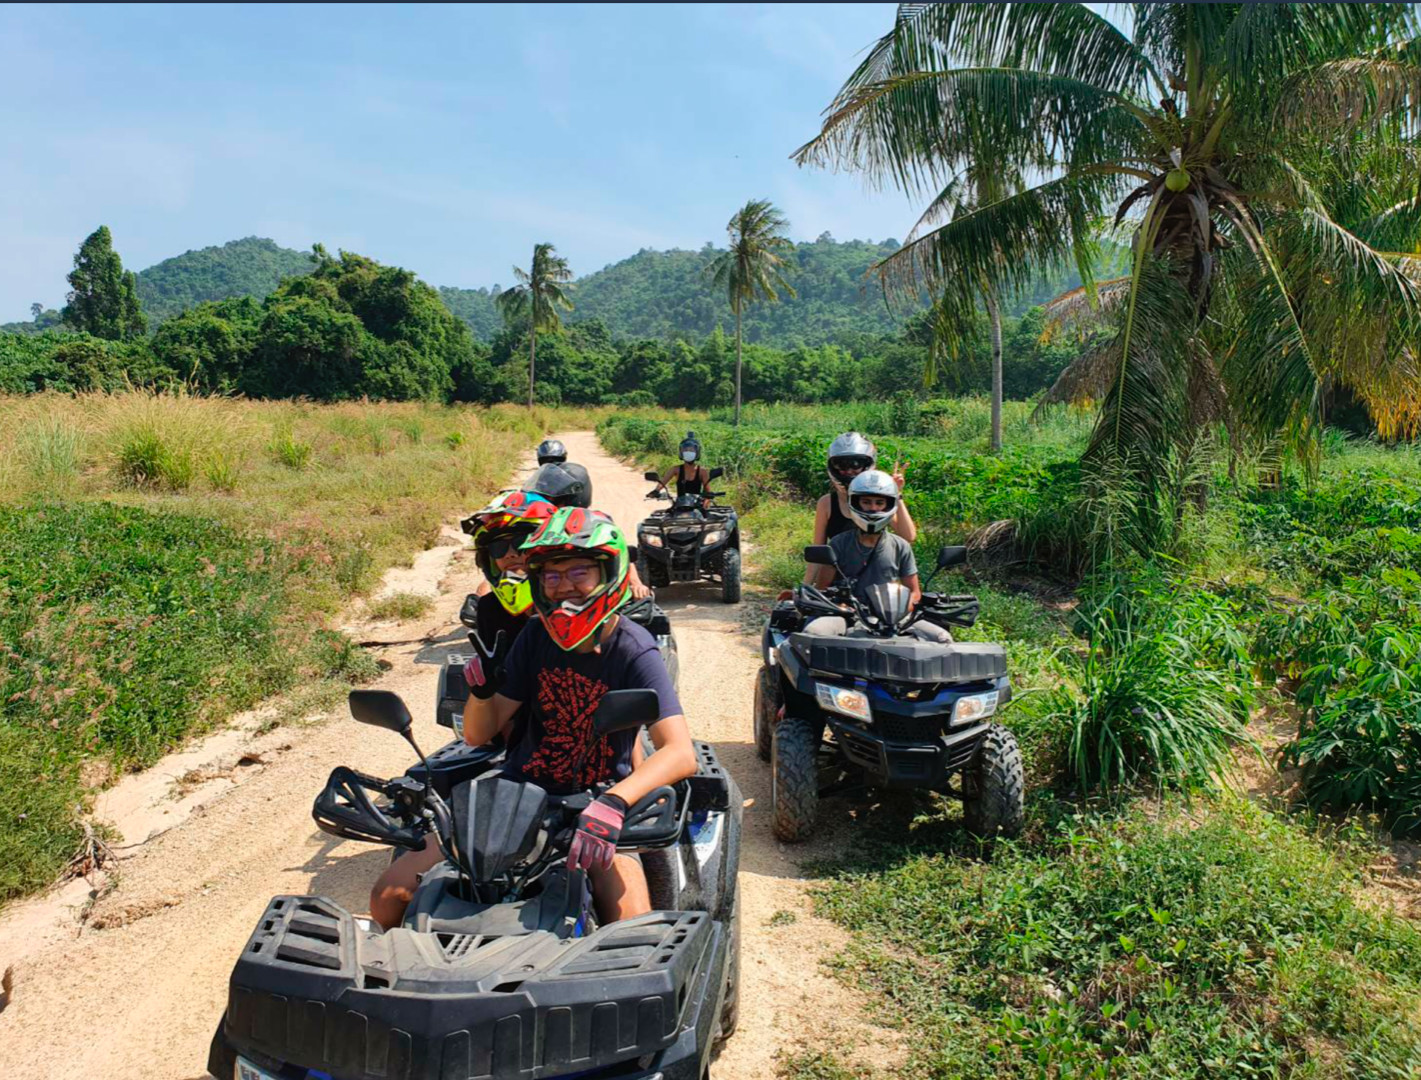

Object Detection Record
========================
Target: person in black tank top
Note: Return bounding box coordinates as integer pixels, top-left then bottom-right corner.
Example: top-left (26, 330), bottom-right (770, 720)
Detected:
top-left (659, 431), bottom-right (710, 499)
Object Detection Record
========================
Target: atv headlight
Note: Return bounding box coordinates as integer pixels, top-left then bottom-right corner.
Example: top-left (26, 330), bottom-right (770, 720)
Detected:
top-left (701, 529), bottom-right (727, 546)
top-left (641, 533), bottom-right (663, 547)
top-left (817, 682), bottom-right (871, 723)
top-left (952, 690), bottom-right (999, 724)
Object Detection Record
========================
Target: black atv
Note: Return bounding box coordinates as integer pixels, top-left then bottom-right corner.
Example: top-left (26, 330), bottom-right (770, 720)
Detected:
top-left (636, 469), bottom-right (741, 604)
top-left (754, 543), bottom-right (1024, 843)
top-left (210, 687), bottom-right (742, 1080)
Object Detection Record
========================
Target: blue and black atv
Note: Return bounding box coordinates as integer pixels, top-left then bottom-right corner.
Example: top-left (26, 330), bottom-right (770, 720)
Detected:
top-left (754, 544), bottom-right (1023, 843)
top-left (208, 686), bottom-right (742, 1080)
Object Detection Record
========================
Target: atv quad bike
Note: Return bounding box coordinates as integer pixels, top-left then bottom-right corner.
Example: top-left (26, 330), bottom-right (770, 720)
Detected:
top-left (210, 687), bottom-right (741, 1080)
top-left (756, 544), bottom-right (1023, 844)
top-left (636, 468), bottom-right (741, 604)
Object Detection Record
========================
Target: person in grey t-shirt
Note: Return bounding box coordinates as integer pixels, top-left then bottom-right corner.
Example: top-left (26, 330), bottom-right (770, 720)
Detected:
top-left (805, 470), bottom-right (949, 641)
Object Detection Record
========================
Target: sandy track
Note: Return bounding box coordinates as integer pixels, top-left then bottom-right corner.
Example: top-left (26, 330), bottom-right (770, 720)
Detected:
top-left (0, 430), bottom-right (889, 1080)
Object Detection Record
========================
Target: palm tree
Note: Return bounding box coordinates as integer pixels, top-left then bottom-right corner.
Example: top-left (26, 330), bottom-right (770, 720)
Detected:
top-left (497, 243), bottom-right (575, 408)
top-left (707, 200), bottom-right (797, 425)
top-left (797, 4), bottom-right (1421, 480)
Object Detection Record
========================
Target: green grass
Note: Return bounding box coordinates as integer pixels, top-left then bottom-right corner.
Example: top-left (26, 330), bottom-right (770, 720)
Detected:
top-left (367, 591), bottom-right (434, 621)
top-left (809, 798), bottom-right (1421, 1079)
top-left (0, 391), bottom-right (566, 907)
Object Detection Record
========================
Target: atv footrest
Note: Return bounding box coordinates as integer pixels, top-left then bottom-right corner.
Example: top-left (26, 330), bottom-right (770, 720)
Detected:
top-left (221, 897), bottom-right (713, 1080)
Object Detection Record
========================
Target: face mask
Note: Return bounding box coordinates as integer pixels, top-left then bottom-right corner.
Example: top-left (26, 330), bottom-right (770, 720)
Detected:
top-left (682, 451), bottom-right (696, 462)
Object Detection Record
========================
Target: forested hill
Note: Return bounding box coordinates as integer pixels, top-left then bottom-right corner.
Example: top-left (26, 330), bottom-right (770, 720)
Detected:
top-left (6, 233), bottom-right (1098, 341)
top-left (133, 237), bottom-right (316, 324)
top-left (440, 234), bottom-right (1098, 347)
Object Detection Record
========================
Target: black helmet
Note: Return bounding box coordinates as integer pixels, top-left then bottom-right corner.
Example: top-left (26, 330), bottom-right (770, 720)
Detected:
top-left (827, 431), bottom-right (877, 491)
top-left (679, 431), bottom-right (701, 464)
top-left (526, 461), bottom-right (592, 508)
top-left (536, 438), bottom-right (567, 465)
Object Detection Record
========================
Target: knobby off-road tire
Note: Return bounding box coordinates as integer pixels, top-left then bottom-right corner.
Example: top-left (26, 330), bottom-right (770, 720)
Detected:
top-left (639, 551), bottom-right (669, 589)
top-left (961, 723), bottom-right (1025, 842)
top-left (752, 664), bottom-right (779, 762)
top-left (720, 547), bottom-right (742, 605)
top-left (772, 715), bottom-right (819, 842)
top-left (716, 887), bottom-right (742, 1044)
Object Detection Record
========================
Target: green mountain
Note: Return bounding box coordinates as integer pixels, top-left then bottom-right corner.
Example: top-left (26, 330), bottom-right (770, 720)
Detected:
top-left (133, 237), bottom-right (316, 324)
top-left (440, 234), bottom-right (914, 347)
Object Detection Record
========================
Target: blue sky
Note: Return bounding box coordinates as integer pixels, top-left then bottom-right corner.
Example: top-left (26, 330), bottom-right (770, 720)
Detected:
top-left (0, 2), bottom-right (939, 322)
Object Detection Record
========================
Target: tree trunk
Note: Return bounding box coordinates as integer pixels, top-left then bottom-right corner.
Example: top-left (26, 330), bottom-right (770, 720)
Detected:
top-left (528, 326), bottom-right (536, 409)
top-left (986, 289), bottom-right (1003, 453)
top-left (733, 301), bottom-right (743, 427)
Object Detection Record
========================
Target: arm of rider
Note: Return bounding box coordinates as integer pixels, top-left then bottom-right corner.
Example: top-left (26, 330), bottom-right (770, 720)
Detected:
top-left (658, 467), bottom-right (676, 488)
top-left (903, 572), bottom-right (922, 611)
top-left (812, 562), bottom-right (836, 591)
top-left (462, 691), bottom-right (519, 747)
top-left (627, 561), bottom-right (650, 600)
top-left (893, 498), bottom-right (918, 544)
top-left (604, 712), bottom-right (696, 809)
top-left (803, 496), bottom-right (831, 585)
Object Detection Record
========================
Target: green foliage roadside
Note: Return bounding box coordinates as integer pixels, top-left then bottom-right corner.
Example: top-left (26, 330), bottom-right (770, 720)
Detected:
top-left (0, 394), bottom-right (556, 907)
top-left (812, 799), bottom-right (1421, 1078)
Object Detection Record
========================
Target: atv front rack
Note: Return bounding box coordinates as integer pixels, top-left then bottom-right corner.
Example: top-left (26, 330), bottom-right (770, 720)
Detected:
top-left (216, 896), bottom-right (714, 1080)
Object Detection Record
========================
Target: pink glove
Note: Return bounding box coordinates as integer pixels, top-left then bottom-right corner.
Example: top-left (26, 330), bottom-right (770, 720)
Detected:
top-left (567, 794), bottom-right (627, 872)
top-left (463, 653), bottom-right (498, 699)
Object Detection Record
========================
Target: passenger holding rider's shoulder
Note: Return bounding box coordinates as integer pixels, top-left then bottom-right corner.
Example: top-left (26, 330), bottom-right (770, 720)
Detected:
top-left (802, 432), bottom-right (916, 586)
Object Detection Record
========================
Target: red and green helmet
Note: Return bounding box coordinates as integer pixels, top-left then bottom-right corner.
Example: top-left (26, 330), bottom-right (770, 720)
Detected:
top-left (520, 506), bottom-right (631, 650)
top-left (464, 489), bottom-right (557, 615)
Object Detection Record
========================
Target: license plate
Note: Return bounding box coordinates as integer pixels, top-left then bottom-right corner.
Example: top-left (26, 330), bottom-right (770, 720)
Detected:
top-left (236, 1058), bottom-right (332, 1080)
top-left (236, 1059), bottom-right (281, 1080)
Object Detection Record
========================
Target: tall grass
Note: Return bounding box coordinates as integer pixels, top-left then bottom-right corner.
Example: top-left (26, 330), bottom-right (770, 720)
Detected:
top-left (0, 390), bottom-right (562, 907)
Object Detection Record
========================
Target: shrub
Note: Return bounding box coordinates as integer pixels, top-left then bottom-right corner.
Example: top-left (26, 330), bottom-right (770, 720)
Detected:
top-left (269, 425), bottom-right (313, 469)
top-left (16, 415), bottom-right (86, 490)
top-left (203, 448), bottom-right (242, 492)
top-left (1063, 579), bottom-right (1253, 791)
top-left (367, 591), bottom-right (433, 621)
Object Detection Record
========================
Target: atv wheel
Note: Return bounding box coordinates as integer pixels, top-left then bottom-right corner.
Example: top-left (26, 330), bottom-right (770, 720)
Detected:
top-left (639, 550), bottom-right (669, 589)
top-left (720, 547), bottom-right (742, 604)
top-left (717, 887), bottom-right (741, 1043)
top-left (772, 715), bottom-right (819, 842)
top-left (752, 664), bottom-right (779, 762)
top-left (961, 724), bottom-right (1025, 841)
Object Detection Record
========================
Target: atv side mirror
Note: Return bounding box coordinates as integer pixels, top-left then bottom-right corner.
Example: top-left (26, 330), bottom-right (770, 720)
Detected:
top-left (643, 471), bottom-right (661, 482)
top-left (708, 466), bottom-right (724, 480)
top-left (348, 690), bottom-right (413, 735)
top-left (592, 689), bottom-right (660, 737)
top-left (937, 545), bottom-right (968, 570)
top-left (804, 544), bottom-right (836, 566)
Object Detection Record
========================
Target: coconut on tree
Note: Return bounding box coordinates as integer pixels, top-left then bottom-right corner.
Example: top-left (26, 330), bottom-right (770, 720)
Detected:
top-left (707, 200), bottom-right (797, 425)
top-left (797, 3), bottom-right (1421, 500)
top-left (497, 243), bottom-right (575, 408)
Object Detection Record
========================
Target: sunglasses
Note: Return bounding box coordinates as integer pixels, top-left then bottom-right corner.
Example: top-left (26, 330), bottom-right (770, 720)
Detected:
top-left (480, 528), bottom-right (534, 561)
top-left (538, 564), bottom-right (602, 589)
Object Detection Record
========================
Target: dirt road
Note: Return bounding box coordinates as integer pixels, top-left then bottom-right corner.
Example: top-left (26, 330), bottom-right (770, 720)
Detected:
top-left (0, 430), bottom-right (887, 1080)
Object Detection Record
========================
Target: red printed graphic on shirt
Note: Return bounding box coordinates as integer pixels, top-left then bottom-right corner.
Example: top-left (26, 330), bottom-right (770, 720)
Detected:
top-left (520, 666), bottom-right (612, 788)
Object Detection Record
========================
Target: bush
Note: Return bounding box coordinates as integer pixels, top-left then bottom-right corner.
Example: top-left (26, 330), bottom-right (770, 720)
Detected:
top-left (1063, 578), bottom-right (1253, 791)
top-left (1258, 571), bottom-right (1421, 832)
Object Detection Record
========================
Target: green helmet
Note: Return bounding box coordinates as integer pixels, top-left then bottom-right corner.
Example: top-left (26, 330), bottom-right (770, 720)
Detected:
top-left (520, 507), bottom-right (631, 650)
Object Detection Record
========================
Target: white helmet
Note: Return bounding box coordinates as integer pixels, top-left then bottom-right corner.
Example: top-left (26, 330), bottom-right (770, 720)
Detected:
top-left (827, 431), bottom-right (877, 491)
top-left (847, 469), bottom-right (899, 534)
